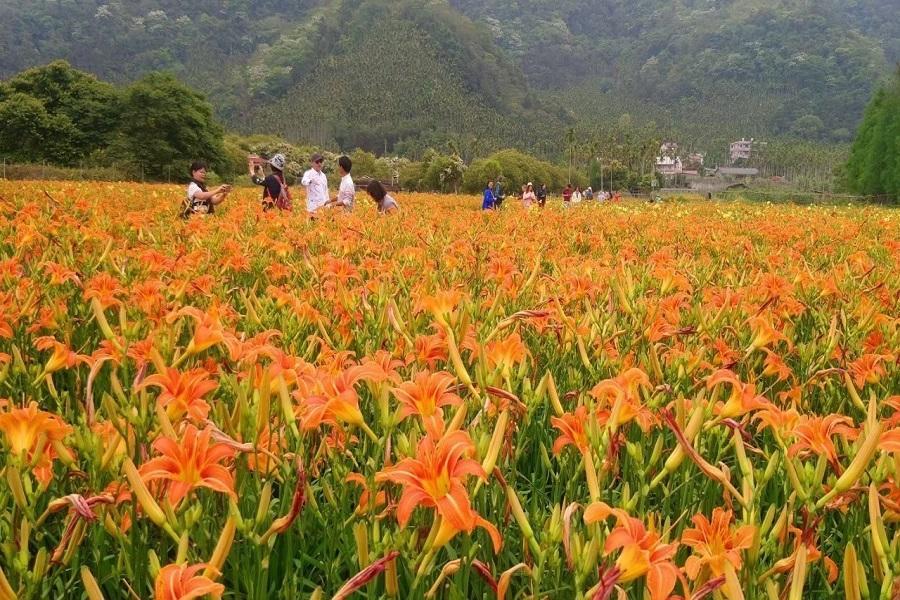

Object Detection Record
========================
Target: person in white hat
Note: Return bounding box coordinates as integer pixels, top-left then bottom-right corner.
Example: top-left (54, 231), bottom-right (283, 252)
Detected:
top-left (522, 182), bottom-right (536, 209)
top-left (251, 153), bottom-right (292, 211)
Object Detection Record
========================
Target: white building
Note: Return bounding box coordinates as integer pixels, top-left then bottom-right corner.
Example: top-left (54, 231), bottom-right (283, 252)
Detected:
top-left (655, 155), bottom-right (683, 176)
top-left (730, 138), bottom-right (754, 163)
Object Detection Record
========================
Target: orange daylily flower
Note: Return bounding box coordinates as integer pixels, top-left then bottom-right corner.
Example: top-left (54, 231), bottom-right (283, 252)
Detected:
top-left (760, 349), bottom-right (793, 382)
top-left (0, 401), bottom-right (73, 486)
top-left (706, 370), bottom-right (767, 419)
top-left (848, 354), bottom-right (889, 388)
top-left (138, 425), bottom-right (236, 506)
top-left (140, 367), bottom-right (218, 422)
top-left (484, 332), bottom-right (529, 374)
top-left (413, 333), bottom-right (449, 369)
top-left (34, 336), bottom-right (85, 375)
top-left (375, 430), bottom-right (501, 552)
top-left (82, 272), bottom-right (125, 310)
top-left (246, 426), bottom-right (285, 475)
top-left (346, 472), bottom-right (387, 515)
top-left (879, 428), bottom-right (900, 454)
top-left (154, 563), bottom-right (224, 600)
top-left (293, 367), bottom-right (371, 431)
top-left (746, 315), bottom-right (786, 353)
top-left (551, 405), bottom-right (591, 455)
top-left (392, 370), bottom-right (462, 437)
top-left (415, 289), bottom-right (466, 326)
top-left (175, 304), bottom-right (231, 356)
top-left (590, 368), bottom-right (655, 432)
top-left (682, 508), bottom-right (756, 580)
top-left (788, 414), bottom-right (858, 473)
top-left (584, 502), bottom-right (680, 600)
top-left (753, 402), bottom-right (800, 438)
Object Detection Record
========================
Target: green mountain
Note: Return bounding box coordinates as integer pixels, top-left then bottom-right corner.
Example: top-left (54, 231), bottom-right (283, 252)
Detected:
top-left (0, 0), bottom-right (897, 156)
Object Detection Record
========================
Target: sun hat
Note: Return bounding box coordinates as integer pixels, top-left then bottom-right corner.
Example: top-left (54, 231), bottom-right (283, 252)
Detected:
top-left (311, 153), bottom-right (324, 163)
top-left (268, 154), bottom-right (286, 171)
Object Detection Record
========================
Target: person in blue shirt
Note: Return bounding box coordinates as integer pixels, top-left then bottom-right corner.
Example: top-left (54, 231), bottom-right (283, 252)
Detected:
top-left (482, 180), bottom-right (496, 210)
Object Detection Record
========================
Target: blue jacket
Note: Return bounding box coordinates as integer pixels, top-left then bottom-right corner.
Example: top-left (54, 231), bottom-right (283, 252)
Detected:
top-left (482, 188), bottom-right (495, 210)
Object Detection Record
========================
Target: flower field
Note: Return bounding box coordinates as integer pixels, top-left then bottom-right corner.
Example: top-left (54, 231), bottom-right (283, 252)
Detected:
top-left (0, 181), bottom-right (897, 600)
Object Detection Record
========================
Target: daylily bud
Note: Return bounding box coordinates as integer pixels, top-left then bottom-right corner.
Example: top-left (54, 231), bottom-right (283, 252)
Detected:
top-left (623, 441), bottom-right (639, 465)
top-left (353, 522), bottom-right (369, 569)
top-left (480, 410), bottom-right (508, 478)
top-left (122, 458), bottom-right (167, 529)
top-left (548, 504), bottom-right (562, 543)
top-left (843, 543), bottom-right (861, 600)
top-left (32, 548), bottom-right (48, 581)
top-left (395, 431), bottom-right (410, 457)
top-left (205, 513), bottom-right (237, 579)
top-left (255, 481), bottom-right (273, 528)
top-left (787, 545), bottom-right (808, 600)
top-left (647, 435), bottom-right (664, 468)
top-left (816, 406), bottom-right (882, 509)
top-left (5, 467), bottom-right (27, 510)
top-left (761, 450), bottom-right (780, 486)
top-left (80, 566), bottom-right (105, 600)
top-left (148, 550), bottom-right (161, 578)
top-left (176, 532), bottom-right (190, 565)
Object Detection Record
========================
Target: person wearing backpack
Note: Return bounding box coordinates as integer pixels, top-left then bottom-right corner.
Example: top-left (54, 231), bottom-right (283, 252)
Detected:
top-left (251, 153), bottom-right (293, 211)
top-left (183, 161), bottom-right (230, 218)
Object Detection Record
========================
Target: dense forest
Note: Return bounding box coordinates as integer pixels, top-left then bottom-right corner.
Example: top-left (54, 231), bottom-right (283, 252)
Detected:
top-left (0, 0), bottom-right (897, 162)
top-left (844, 67), bottom-right (900, 199)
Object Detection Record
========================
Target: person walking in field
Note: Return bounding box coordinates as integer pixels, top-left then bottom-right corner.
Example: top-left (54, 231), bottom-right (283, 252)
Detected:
top-left (522, 182), bottom-right (536, 209)
top-left (572, 186), bottom-right (583, 204)
top-left (182, 161), bottom-right (230, 218)
top-left (482, 180), bottom-right (496, 210)
top-left (493, 178), bottom-right (506, 208)
top-left (325, 156), bottom-right (355, 212)
top-left (562, 183), bottom-right (573, 207)
top-left (301, 153), bottom-right (329, 214)
top-left (366, 180), bottom-right (399, 214)
top-left (251, 153), bottom-right (292, 211)
top-left (537, 183), bottom-right (548, 207)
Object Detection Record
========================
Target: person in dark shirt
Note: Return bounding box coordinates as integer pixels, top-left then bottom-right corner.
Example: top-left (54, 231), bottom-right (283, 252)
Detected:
top-left (492, 178), bottom-right (505, 208)
top-left (251, 153), bottom-right (292, 211)
top-left (536, 183), bottom-right (548, 207)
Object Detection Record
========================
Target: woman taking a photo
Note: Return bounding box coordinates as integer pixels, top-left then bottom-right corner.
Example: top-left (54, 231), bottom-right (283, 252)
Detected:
top-left (183, 161), bottom-right (230, 218)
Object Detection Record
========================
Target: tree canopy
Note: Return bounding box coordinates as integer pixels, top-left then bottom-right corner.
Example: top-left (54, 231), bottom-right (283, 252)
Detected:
top-left (845, 67), bottom-right (900, 199)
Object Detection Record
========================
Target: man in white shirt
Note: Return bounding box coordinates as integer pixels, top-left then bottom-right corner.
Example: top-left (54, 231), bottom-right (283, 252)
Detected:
top-left (326, 155), bottom-right (355, 211)
top-left (300, 153), bottom-right (329, 213)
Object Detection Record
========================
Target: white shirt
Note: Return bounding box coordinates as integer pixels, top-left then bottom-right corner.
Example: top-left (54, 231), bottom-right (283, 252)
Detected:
top-left (337, 174), bottom-right (355, 210)
top-left (301, 168), bottom-right (329, 212)
top-left (186, 182), bottom-right (210, 214)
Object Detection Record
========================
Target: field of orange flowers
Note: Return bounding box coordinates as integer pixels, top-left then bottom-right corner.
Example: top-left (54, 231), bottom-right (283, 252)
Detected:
top-left (0, 180), bottom-right (897, 600)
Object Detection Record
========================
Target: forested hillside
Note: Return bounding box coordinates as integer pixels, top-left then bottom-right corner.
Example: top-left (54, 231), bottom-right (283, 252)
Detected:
top-left (0, 0), bottom-right (897, 155)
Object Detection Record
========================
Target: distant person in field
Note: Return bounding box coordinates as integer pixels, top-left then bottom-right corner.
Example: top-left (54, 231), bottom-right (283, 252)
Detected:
top-left (522, 182), bottom-right (536, 209)
top-left (537, 183), bottom-right (548, 207)
top-left (585, 186), bottom-right (594, 201)
top-left (366, 180), bottom-right (399, 214)
top-left (325, 155), bottom-right (355, 212)
top-left (493, 178), bottom-right (505, 208)
top-left (482, 180), bottom-right (496, 210)
top-left (562, 183), bottom-right (573, 206)
top-left (182, 161), bottom-right (230, 218)
top-left (251, 153), bottom-right (292, 211)
top-left (301, 153), bottom-right (329, 214)
top-left (572, 186), bottom-right (583, 204)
